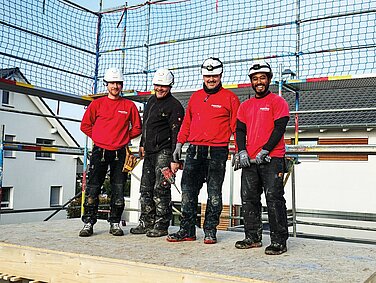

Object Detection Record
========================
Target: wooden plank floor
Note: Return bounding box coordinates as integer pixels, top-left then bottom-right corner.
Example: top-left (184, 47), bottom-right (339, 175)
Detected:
top-left (0, 219), bottom-right (375, 283)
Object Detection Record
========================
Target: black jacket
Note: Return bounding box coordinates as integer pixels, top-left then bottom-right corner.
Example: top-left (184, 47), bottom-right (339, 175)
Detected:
top-left (140, 92), bottom-right (185, 154)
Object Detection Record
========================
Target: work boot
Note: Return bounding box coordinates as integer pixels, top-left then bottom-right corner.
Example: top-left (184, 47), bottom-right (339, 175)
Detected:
top-left (146, 228), bottom-right (168, 237)
top-left (79, 223), bottom-right (93, 237)
top-left (166, 229), bottom-right (196, 242)
top-left (265, 242), bottom-right (287, 255)
top-left (235, 238), bottom-right (262, 249)
top-left (204, 230), bottom-right (217, 244)
top-left (109, 223), bottom-right (124, 236)
top-left (130, 222), bottom-right (152, 234)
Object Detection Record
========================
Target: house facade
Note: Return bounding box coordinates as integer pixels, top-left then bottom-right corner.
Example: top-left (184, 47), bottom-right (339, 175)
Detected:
top-left (0, 68), bottom-right (80, 224)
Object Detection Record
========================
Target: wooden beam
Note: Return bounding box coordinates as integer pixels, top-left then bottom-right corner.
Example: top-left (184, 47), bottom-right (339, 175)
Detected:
top-left (0, 243), bottom-right (267, 283)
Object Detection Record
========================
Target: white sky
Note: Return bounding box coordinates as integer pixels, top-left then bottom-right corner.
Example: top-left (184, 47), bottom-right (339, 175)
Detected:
top-left (71, 0), bottom-right (145, 11)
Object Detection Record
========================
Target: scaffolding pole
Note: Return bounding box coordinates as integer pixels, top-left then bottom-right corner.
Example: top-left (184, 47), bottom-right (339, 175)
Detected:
top-left (0, 125), bottom-right (4, 220)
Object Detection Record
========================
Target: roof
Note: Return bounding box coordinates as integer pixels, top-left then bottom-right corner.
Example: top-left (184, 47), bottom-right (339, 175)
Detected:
top-left (0, 67), bottom-right (30, 84)
top-left (283, 86), bottom-right (376, 130)
top-left (0, 67), bottom-right (80, 147)
top-left (166, 78), bottom-right (376, 130)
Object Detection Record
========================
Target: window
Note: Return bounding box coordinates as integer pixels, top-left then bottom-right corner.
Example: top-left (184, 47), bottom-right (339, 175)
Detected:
top-left (50, 186), bottom-right (62, 207)
top-left (1, 90), bottom-right (13, 106)
top-left (1, 187), bottom-right (13, 209)
top-left (4, 134), bottom-right (16, 158)
top-left (35, 138), bottom-right (54, 159)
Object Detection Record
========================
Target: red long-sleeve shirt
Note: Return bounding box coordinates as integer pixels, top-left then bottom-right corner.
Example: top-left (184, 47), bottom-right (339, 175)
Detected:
top-left (237, 92), bottom-right (289, 158)
top-left (178, 87), bottom-right (240, 146)
top-left (80, 96), bottom-right (142, 150)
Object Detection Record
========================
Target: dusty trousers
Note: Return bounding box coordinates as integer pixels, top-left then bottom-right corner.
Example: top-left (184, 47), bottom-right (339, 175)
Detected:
top-left (139, 149), bottom-right (173, 230)
top-left (180, 145), bottom-right (228, 236)
top-left (240, 157), bottom-right (288, 244)
top-left (82, 146), bottom-right (126, 225)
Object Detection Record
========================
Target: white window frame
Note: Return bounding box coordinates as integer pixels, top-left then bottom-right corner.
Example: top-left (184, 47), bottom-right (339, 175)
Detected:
top-left (4, 134), bottom-right (16, 158)
top-left (35, 138), bottom-right (55, 160)
top-left (50, 186), bottom-right (62, 207)
top-left (1, 89), bottom-right (14, 107)
top-left (1, 187), bottom-right (14, 209)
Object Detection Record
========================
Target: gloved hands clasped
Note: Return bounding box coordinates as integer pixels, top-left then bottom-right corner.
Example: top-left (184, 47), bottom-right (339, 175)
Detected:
top-left (232, 149), bottom-right (272, 170)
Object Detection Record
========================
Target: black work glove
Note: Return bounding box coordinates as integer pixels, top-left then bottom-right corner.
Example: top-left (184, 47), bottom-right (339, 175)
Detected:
top-left (232, 153), bottom-right (241, 171)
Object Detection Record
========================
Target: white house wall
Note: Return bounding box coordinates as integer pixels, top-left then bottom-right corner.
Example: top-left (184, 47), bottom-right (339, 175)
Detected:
top-left (129, 129), bottom-right (376, 241)
top-left (130, 150), bottom-right (375, 213)
top-left (1, 91), bottom-right (77, 224)
top-left (285, 129), bottom-right (376, 214)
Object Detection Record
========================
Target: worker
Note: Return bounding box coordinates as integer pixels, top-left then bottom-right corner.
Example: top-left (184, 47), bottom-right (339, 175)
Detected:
top-left (233, 60), bottom-right (290, 254)
top-left (167, 57), bottom-right (240, 244)
top-left (130, 68), bottom-right (184, 237)
top-left (79, 67), bottom-right (142, 237)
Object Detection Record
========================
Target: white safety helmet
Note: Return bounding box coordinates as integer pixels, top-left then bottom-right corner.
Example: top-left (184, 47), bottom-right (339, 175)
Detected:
top-left (103, 67), bottom-right (124, 83)
top-left (201, 57), bottom-right (223, 76)
top-left (152, 68), bottom-right (174, 86)
top-left (248, 60), bottom-right (273, 79)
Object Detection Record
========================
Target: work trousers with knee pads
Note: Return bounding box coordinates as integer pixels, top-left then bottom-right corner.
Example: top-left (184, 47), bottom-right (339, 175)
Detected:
top-left (82, 145), bottom-right (126, 225)
top-left (180, 145), bottom-right (228, 235)
top-left (139, 149), bottom-right (172, 230)
top-left (241, 157), bottom-right (289, 244)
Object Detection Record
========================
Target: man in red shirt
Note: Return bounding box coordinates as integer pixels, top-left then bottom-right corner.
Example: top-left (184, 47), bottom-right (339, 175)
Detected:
top-left (167, 57), bottom-right (240, 244)
top-left (79, 67), bottom-right (142, 237)
top-left (233, 61), bottom-right (290, 255)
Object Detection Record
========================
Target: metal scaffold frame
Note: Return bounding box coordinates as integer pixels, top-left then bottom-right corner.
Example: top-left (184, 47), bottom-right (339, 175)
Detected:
top-left (1, 0), bottom-right (376, 244)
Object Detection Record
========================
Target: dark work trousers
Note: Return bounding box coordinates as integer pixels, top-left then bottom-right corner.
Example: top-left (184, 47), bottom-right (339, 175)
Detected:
top-left (180, 144), bottom-right (228, 236)
top-left (139, 149), bottom-right (172, 230)
top-left (240, 157), bottom-right (288, 244)
top-left (82, 145), bottom-right (126, 225)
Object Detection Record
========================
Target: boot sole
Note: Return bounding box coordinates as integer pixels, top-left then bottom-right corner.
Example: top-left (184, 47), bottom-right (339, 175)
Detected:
top-left (166, 236), bottom-right (196, 242)
top-left (235, 242), bottom-right (262, 249)
top-left (79, 233), bottom-right (93, 237)
top-left (79, 230), bottom-right (93, 237)
top-left (110, 231), bottom-right (124, 236)
top-left (204, 239), bottom-right (217, 244)
top-left (265, 248), bottom-right (287, 255)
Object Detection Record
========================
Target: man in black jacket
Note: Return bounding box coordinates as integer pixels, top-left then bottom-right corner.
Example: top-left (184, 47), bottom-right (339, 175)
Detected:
top-left (130, 68), bottom-right (185, 237)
